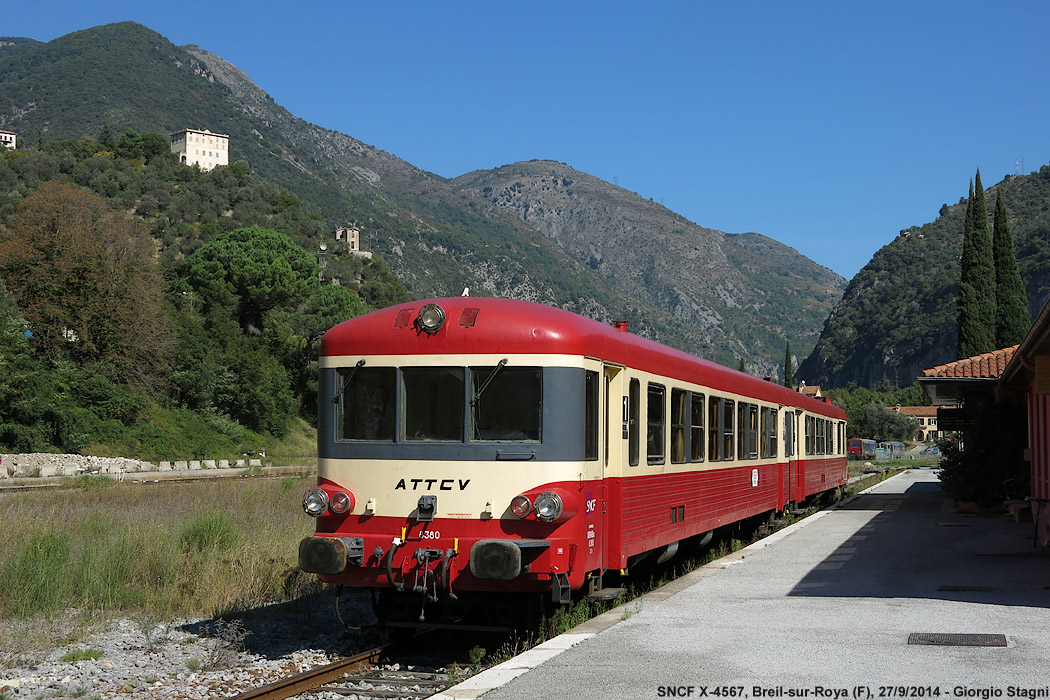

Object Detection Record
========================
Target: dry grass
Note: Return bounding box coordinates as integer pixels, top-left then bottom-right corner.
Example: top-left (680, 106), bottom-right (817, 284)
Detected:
top-left (0, 475), bottom-right (321, 623)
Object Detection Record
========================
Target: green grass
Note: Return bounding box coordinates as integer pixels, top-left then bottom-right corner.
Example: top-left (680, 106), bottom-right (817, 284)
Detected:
top-left (0, 475), bottom-right (320, 621)
top-left (60, 647), bottom-right (103, 662)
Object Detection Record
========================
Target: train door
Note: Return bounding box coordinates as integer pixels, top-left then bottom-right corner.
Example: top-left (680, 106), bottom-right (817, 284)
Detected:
top-left (600, 363), bottom-right (626, 573)
top-left (784, 409), bottom-right (801, 507)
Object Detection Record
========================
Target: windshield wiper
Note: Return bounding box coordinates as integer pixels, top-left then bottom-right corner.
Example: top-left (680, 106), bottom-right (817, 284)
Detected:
top-left (471, 358), bottom-right (508, 406)
top-left (332, 359), bottom-right (366, 403)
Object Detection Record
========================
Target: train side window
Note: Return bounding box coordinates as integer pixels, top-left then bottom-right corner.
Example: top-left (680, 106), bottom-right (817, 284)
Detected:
top-left (783, 411), bottom-right (795, 457)
top-left (403, 367), bottom-right (465, 441)
top-left (690, 393), bottom-right (705, 462)
top-left (629, 379), bottom-right (640, 466)
top-left (585, 370), bottom-right (598, 460)
top-left (469, 366), bottom-right (541, 442)
top-left (647, 383), bottom-right (665, 465)
top-left (805, 415), bottom-right (815, 455)
top-left (708, 397), bottom-right (721, 461)
top-left (336, 367), bottom-right (395, 441)
top-left (737, 402), bottom-right (758, 459)
top-left (722, 399), bottom-right (735, 461)
top-left (671, 388), bottom-right (687, 464)
top-left (761, 407), bottom-right (778, 458)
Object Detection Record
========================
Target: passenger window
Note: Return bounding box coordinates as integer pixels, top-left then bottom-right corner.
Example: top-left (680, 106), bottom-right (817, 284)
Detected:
top-left (690, 393), bottom-right (705, 462)
top-left (403, 367), bottom-right (464, 441)
top-left (708, 397), bottom-right (721, 461)
top-left (738, 403), bottom-right (758, 460)
top-left (671, 389), bottom-right (687, 464)
top-left (760, 408), bottom-right (778, 458)
top-left (336, 367), bottom-right (395, 441)
top-left (647, 383), bottom-right (665, 465)
top-left (722, 399), bottom-right (735, 461)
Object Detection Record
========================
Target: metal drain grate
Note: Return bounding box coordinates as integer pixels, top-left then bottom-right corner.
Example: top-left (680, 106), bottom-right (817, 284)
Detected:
top-left (937, 585), bottom-right (995, 592)
top-left (908, 633), bottom-right (1007, 647)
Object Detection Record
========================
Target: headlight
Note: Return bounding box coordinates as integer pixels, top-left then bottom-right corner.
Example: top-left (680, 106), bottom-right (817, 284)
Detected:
top-left (302, 488), bottom-right (329, 517)
top-left (329, 491), bottom-right (353, 514)
top-left (534, 492), bottom-right (563, 522)
top-left (510, 494), bottom-right (532, 518)
top-left (416, 303), bottom-right (446, 334)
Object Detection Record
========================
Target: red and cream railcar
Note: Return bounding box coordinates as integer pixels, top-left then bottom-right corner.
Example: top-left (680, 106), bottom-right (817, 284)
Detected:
top-left (299, 297), bottom-right (846, 612)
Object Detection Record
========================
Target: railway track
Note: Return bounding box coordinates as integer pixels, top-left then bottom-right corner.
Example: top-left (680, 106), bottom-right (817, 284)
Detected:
top-left (228, 643), bottom-right (456, 700)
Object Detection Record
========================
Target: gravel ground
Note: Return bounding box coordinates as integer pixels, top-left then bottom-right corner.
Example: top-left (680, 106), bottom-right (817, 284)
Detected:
top-left (0, 592), bottom-right (385, 699)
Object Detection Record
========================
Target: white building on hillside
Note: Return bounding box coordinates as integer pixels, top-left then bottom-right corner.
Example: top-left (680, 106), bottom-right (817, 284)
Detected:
top-left (170, 128), bottom-right (229, 170)
top-left (0, 130), bottom-right (15, 150)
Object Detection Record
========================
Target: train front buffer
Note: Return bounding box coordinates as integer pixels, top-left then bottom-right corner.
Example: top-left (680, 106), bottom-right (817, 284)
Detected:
top-left (298, 481), bottom-right (591, 605)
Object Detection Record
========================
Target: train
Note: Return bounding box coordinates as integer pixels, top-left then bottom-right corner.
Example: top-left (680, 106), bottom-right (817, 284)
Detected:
top-left (298, 297), bottom-right (848, 627)
top-left (846, 438), bottom-right (876, 460)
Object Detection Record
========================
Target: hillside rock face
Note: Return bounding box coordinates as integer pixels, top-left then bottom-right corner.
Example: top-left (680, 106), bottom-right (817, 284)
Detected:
top-left (455, 161), bottom-right (845, 372)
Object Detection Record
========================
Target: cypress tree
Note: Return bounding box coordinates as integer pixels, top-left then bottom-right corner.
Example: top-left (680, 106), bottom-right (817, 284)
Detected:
top-left (992, 189), bottom-right (1030, 346)
top-left (783, 341), bottom-right (794, 388)
top-left (956, 170), bottom-right (996, 358)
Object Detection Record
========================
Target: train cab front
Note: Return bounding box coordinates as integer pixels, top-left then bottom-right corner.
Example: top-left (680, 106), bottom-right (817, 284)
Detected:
top-left (297, 480), bottom-right (586, 609)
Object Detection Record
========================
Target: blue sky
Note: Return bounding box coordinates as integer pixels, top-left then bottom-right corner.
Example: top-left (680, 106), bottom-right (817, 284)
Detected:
top-left (7, 1), bottom-right (1050, 279)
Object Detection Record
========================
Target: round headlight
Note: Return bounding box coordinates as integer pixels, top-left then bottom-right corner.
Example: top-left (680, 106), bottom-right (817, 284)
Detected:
top-left (510, 495), bottom-right (532, 518)
top-left (416, 303), bottom-right (446, 334)
top-left (329, 491), bottom-right (353, 514)
top-left (302, 488), bottom-right (329, 517)
top-left (534, 492), bottom-right (563, 522)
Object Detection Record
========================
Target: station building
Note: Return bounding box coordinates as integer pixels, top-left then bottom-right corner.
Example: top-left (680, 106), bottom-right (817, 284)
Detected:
top-left (919, 305), bottom-right (1050, 547)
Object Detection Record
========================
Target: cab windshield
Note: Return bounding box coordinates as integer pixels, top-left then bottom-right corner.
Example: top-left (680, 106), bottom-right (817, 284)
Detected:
top-left (336, 365), bottom-right (541, 443)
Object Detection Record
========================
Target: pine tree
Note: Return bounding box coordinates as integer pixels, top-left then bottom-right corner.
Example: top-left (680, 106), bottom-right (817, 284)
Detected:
top-left (956, 170), bottom-right (996, 358)
top-left (783, 341), bottom-right (794, 388)
top-left (992, 189), bottom-right (1030, 346)
top-left (738, 357), bottom-right (747, 373)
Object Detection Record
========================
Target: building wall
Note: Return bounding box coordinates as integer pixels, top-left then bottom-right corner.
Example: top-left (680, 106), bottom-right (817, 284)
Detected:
top-left (0, 131), bottom-right (15, 149)
top-left (170, 129), bottom-right (229, 171)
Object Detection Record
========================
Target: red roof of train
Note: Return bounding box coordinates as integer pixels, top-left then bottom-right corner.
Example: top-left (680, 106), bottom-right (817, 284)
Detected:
top-left (321, 297), bottom-right (844, 419)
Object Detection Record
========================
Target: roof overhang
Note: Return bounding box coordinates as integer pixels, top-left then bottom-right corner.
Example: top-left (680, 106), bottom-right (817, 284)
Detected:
top-left (917, 376), bottom-right (998, 406)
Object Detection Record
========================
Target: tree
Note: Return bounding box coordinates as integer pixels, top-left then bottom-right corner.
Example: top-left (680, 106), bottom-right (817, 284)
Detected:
top-left (0, 182), bottom-right (171, 391)
top-left (783, 341), bottom-right (794, 388)
top-left (992, 189), bottom-right (1030, 346)
top-left (175, 226), bottom-right (319, 333)
top-left (956, 170), bottom-right (996, 358)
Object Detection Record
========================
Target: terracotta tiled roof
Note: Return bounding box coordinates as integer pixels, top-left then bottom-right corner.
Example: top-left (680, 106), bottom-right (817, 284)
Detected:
top-left (922, 346), bottom-right (1018, 379)
top-left (798, 385), bottom-right (822, 397)
top-left (893, 405), bottom-right (937, 417)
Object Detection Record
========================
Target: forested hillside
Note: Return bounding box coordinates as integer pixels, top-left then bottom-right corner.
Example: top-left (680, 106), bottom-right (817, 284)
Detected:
top-left (0, 22), bottom-right (845, 379)
top-left (798, 166), bottom-right (1050, 389)
top-left (0, 135), bottom-right (409, 458)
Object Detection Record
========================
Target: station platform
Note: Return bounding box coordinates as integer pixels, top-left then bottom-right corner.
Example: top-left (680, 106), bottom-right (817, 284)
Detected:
top-left (439, 468), bottom-right (1050, 699)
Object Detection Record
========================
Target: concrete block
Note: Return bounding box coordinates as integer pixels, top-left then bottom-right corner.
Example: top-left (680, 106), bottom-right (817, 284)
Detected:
top-left (174, 461), bottom-right (188, 470)
top-left (188, 460), bottom-right (201, 470)
top-left (218, 459), bottom-right (230, 468)
top-left (202, 460), bottom-right (216, 469)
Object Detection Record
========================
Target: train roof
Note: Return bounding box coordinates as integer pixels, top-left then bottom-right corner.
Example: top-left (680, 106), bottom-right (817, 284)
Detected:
top-left (321, 297), bottom-right (845, 419)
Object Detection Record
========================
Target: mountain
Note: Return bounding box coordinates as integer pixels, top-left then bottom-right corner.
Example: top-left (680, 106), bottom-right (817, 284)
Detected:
top-left (798, 166), bottom-right (1050, 389)
top-left (452, 161), bottom-right (845, 367)
top-left (0, 22), bottom-right (844, 374)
